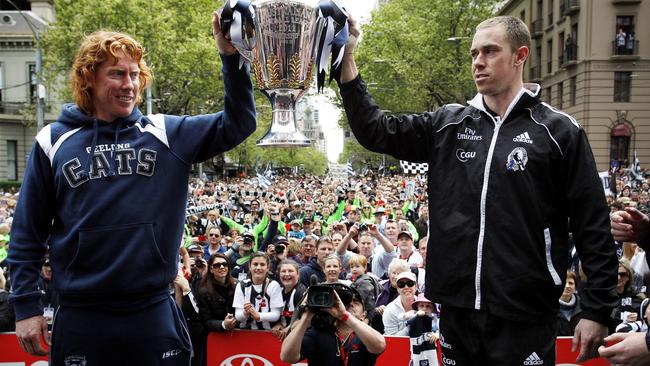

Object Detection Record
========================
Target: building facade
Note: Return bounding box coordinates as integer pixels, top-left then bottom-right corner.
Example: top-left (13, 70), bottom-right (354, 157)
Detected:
top-left (0, 0), bottom-right (55, 182)
top-left (499, 0), bottom-right (650, 171)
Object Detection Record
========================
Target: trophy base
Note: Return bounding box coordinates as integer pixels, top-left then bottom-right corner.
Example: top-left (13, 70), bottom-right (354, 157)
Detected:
top-left (256, 132), bottom-right (311, 148)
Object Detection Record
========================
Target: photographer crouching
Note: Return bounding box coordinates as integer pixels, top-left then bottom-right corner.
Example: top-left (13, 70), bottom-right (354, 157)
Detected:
top-left (280, 283), bottom-right (386, 365)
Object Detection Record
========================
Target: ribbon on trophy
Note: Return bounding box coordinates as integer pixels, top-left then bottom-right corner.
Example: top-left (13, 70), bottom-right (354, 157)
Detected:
top-left (313, 0), bottom-right (349, 92)
top-left (220, 0), bottom-right (256, 69)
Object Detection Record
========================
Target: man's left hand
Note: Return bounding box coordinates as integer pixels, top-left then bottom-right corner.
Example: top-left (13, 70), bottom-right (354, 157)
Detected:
top-left (212, 10), bottom-right (237, 56)
top-left (573, 318), bottom-right (607, 362)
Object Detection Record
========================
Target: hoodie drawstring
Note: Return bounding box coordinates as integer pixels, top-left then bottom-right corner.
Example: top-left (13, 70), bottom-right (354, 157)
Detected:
top-left (82, 119), bottom-right (100, 179)
top-left (108, 120), bottom-right (123, 177)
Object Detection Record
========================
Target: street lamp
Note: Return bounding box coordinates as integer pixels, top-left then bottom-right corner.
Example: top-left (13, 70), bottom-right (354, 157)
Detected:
top-left (7, 0), bottom-right (46, 131)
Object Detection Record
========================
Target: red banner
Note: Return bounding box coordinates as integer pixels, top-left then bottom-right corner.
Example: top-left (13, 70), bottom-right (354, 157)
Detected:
top-left (0, 332), bottom-right (613, 365)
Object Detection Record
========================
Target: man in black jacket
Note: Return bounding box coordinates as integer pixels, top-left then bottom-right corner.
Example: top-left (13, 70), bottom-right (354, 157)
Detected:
top-left (338, 15), bottom-right (617, 365)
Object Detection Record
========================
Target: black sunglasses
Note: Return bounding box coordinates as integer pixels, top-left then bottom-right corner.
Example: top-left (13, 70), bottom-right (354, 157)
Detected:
top-left (618, 272), bottom-right (629, 277)
top-left (397, 280), bottom-right (416, 288)
top-left (212, 262), bottom-right (228, 269)
top-left (209, 233), bottom-right (220, 237)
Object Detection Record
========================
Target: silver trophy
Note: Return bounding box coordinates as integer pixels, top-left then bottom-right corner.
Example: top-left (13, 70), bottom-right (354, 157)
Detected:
top-left (222, 0), bottom-right (348, 147)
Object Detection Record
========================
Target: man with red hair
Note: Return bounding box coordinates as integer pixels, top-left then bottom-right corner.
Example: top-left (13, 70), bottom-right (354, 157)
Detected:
top-left (7, 11), bottom-right (256, 365)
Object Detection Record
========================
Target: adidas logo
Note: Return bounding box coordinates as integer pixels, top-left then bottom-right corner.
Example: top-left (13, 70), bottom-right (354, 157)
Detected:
top-left (523, 352), bottom-right (544, 365)
top-left (513, 132), bottom-right (533, 144)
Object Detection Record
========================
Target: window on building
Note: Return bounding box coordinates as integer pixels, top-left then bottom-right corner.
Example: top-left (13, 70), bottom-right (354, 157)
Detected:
top-left (548, 0), bottom-right (554, 26)
top-left (547, 39), bottom-right (553, 73)
top-left (614, 72), bottom-right (631, 102)
top-left (558, 32), bottom-right (565, 66)
top-left (536, 0), bottom-right (543, 20)
top-left (570, 77), bottom-right (576, 106)
top-left (610, 124), bottom-right (632, 168)
top-left (556, 82), bottom-right (563, 109)
top-left (520, 10), bottom-right (525, 22)
top-left (28, 63), bottom-right (36, 103)
top-left (545, 86), bottom-right (552, 104)
top-left (615, 16), bottom-right (636, 55)
top-left (6, 140), bottom-right (17, 181)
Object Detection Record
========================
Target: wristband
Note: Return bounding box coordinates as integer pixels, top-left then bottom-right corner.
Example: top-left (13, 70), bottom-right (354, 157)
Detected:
top-left (339, 312), bottom-right (350, 323)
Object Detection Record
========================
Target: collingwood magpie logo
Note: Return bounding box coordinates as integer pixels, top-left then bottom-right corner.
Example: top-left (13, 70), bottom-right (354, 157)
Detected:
top-left (513, 131), bottom-right (533, 144)
top-left (506, 147), bottom-right (528, 172)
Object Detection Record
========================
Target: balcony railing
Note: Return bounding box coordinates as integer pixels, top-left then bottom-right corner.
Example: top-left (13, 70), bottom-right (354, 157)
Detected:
top-left (559, 44), bottom-right (578, 67)
top-left (560, 0), bottom-right (580, 17)
top-left (612, 0), bottom-right (642, 4)
top-left (531, 19), bottom-right (543, 38)
top-left (0, 101), bottom-right (28, 115)
top-left (612, 39), bottom-right (639, 56)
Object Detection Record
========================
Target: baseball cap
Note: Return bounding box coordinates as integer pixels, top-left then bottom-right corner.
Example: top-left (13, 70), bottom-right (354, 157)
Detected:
top-left (374, 207), bottom-right (385, 215)
top-left (396, 271), bottom-right (417, 283)
top-left (303, 217), bottom-right (313, 224)
top-left (291, 219), bottom-right (302, 226)
top-left (273, 235), bottom-right (289, 244)
top-left (397, 230), bottom-right (413, 240)
top-left (188, 244), bottom-right (203, 253)
top-left (241, 231), bottom-right (255, 242)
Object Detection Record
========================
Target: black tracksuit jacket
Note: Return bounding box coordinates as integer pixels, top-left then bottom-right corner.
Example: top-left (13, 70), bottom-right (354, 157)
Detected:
top-left (339, 75), bottom-right (618, 324)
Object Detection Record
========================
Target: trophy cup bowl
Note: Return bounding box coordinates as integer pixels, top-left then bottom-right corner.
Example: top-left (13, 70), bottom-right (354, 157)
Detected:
top-left (249, 0), bottom-right (321, 147)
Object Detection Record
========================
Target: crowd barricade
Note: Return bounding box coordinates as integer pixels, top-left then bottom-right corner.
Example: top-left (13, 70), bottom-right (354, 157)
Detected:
top-left (0, 332), bottom-right (613, 365)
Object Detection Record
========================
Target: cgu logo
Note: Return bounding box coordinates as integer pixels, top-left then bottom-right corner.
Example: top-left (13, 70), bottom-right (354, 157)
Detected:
top-left (456, 149), bottom-right (477, 163)
top-left (220, 354), bottom-right (274, 366)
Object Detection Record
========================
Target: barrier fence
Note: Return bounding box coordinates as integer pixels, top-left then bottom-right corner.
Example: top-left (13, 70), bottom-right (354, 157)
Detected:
top-left (0, 332), bottom-right (612, 365)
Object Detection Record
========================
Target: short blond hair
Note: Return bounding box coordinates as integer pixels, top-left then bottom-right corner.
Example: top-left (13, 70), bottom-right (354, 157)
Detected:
top-left (348, 254), bottom-right (368, 269)
top-left (71, 31), bottom-right (153, 115)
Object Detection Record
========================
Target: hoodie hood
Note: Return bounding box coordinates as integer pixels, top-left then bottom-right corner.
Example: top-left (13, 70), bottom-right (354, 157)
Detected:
top-left (58, 103), bottom-right (144, 127)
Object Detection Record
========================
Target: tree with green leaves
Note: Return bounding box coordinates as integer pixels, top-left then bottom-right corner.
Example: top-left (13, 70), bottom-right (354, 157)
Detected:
top-left (41, 0), bottom-right (329, 175)
top-left (336, 0), bottom-right (499, 168)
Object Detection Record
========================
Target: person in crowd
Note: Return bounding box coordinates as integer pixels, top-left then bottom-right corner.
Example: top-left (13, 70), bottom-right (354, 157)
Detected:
top-left (609, 259), bottom-right (645, 334)
top-left (233, 252), bottom-right (283, 330)
top-left (6, 12), bottom-right (256, 361)
top-left (323, 254), bottom-right (350, 285)
top-left (349, 254), bottom-right (381, 322)
top-left (288, 220), bottom-right (306, 240)
top-left (416, 237), bottom-right (428, 293)
top-left (204, 226), bottom-right (226, 260)
top-left (280, 284), bottom-right (386, 366)
top-left (339, 14), bottom-right (616, 363)
top-left (372, 219), bottom-right (399, 279)
top-left (395, 231), bottom-right (423, 268)
top-left (600, 207), bottom-right (650, 364)
top-left (299, 236), bottom-right (335, 286)
top-left (405, 293), bottom-right (440, 366)
top-left (383, 271), bottom-right (418, 336)
top-left (172, 270), bottom-right (203, 366)
top-left (195, 253), bottom-right (237, 365)
top-left (229, 231), bottom-right (256, 280)
top-left (0, 267), bottom-right (15, 332)
top-left (557, 271), bottom-right (582, 336)
top-left (616, 28), bottom-right (627, 55)
top-left (295, 234), bottom-right (318, 267)
top-left (272, 259), bottom-right (307, 341)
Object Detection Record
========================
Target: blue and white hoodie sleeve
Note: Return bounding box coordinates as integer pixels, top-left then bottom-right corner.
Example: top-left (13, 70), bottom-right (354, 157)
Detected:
top-left (8, 141), bottom-right (56, 320)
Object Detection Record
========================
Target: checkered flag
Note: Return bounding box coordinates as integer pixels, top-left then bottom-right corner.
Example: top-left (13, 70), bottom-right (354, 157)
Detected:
top-left (346, 161), bottom-right (355, 176)
top-left (400, 160), bottom-right (428, 175)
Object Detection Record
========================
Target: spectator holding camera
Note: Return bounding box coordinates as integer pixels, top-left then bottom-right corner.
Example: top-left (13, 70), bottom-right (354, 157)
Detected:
top-left (280, 284), bottom-right (386, 366)
top-left (233, 252), bottom-right (283, 330)
top-left (271, 259), bottom-right (307, 340)
top-left (383, 271), bottom-right (418, 336)
top-left (229, 231), bottom-right (256, 280)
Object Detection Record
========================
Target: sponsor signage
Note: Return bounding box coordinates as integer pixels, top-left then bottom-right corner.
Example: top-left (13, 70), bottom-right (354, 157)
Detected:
top-left (0, 333), bottom-right (613, 365)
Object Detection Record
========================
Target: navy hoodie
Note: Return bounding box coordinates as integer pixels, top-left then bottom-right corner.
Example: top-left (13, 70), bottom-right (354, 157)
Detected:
top-left (8, 54), bottom-right (256, 321)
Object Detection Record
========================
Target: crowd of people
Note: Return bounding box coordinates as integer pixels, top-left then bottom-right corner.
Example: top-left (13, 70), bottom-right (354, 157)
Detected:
top-left (1, 167), bottom-right (649, 365)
